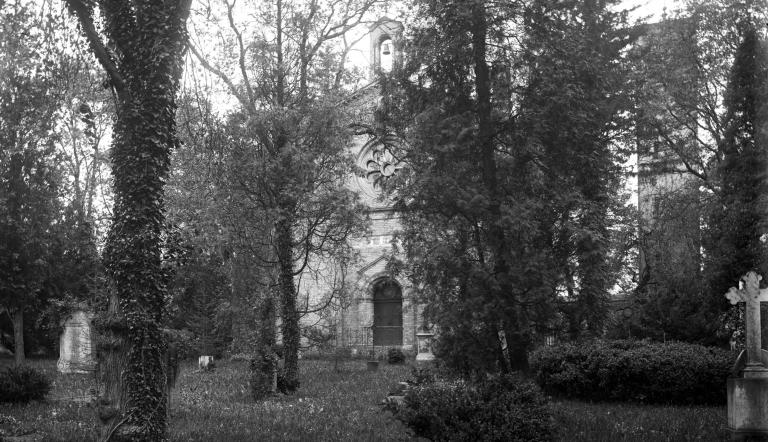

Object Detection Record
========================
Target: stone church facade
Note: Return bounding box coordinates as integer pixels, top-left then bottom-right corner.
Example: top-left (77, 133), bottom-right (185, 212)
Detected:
top-left (303, 18), bottom-right (424, 352)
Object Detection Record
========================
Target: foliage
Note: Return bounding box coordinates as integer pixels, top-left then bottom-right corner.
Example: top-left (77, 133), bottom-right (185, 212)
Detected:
top-left (387, 0), bottom-right (634, 375)
top-left (167, 245), bottom-right (231, 358)
top-left (186, 0), bottom-right (375, 392)
top-left (249, 350), bottom-right (277, 400)
top-left (530, 340), bottom-right (734, 405)
top-left (386, 348), bottom-right (406, 365)
top-left (0, 1), bottom-right (66, 365)
top-left (0, 366), bottom-right (51, 403)
top-left (386, 374), bottom-right (554, 442)
top-left (703, 24), bottom-right (768, 317)
top-left (632, 1), bottom-right (768, 340)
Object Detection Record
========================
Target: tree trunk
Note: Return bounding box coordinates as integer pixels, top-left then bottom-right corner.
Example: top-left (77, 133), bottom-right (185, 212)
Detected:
top-left (12, 308), bottom-right (24, 366)
top-left (251, 289), bottom-right (278, 399)
top-left (96, 290), bottom-right (129, 442)
top-left (276, 218), bottom-right (300, 392)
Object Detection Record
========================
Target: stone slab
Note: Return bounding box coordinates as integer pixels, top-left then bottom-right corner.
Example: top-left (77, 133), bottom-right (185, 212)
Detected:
top-left (728, 377), bottom-right (768, 438)
top-left (57, 310), bottom-right (95, 374)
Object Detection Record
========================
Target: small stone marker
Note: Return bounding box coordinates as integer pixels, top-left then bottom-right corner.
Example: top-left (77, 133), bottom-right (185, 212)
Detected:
top-left (57, 309), bottom-right (95, 374)
top-left (726, 271), bottom-right (768, 440)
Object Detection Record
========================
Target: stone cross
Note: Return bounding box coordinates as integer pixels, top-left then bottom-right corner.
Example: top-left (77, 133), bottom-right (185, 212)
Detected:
top-left (725, 271), bottom-right (768, 374)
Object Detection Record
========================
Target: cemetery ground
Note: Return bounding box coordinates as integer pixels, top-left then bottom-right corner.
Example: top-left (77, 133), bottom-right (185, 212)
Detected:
top-left (0, 357), bottom-right (729, 441)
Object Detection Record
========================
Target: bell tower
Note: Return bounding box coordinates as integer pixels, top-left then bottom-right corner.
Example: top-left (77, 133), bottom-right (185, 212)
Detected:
top-left (368, 17), bottom-right (404, 77)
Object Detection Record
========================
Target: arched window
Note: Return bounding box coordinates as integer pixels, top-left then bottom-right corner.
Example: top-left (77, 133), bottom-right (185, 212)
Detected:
top-left (379, 38), bottom-right (393, 73)
top-left (372, 278), bottom-right (402, 345)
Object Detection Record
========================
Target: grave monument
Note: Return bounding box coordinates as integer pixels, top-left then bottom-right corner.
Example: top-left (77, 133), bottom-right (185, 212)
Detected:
top-left (57, 309), bottom-right (96, 374)
top-left (726, 271), bottom-right (768, 440)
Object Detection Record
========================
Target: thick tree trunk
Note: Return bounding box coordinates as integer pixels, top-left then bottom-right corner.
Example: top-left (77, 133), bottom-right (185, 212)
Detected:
top-left (96, 291), bottom-right (129, 442)
top-left (12, 308), bottom-right (24, 366)
top-left (276, 218), bottom-right (300, 392)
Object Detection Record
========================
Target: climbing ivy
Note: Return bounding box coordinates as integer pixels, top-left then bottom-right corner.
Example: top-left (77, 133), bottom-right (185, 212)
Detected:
top-left (65, 1), bottom-right (192, 440)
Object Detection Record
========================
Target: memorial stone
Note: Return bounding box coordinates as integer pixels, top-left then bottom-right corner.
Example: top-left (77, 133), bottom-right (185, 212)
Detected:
top-left (57, 309), bottom-right (96, 374)
top-left (726, 271), bottom-right (768, 440)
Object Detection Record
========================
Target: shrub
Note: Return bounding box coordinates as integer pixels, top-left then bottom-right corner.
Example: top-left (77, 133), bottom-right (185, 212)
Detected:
top-left (530, 339), bottom-right (735, 405)
top-left (387, 348), bottom-right (406, 364)
top-left (0, 366), bottom-right (51, 403)
top-left (386, 374), bottom-right (554, 442)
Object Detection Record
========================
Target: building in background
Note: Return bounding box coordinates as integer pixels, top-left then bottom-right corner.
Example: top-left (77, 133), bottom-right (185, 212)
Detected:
top-left (301, 18), bottom-right (426, 353)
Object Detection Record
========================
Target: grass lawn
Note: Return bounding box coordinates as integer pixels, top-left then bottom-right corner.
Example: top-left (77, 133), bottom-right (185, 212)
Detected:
top-left (552, 399), bottom-right (729, 441)
top-left (0, 358), bottom-right (418, 441)
top-left (0, 358), bottom-right (731, 441)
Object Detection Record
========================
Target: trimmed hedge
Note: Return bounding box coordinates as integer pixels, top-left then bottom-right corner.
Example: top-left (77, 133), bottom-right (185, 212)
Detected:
top-left (0, 366), bottom-right (51, 403)
top-left (387, 374), bottom-right (554, 442)
top-left (530, 340), bottom-right (735, 405)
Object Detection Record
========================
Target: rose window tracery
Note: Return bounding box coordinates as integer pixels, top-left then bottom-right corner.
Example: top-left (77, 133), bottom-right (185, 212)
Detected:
top-left (365, 145), bottom-right (401, 188)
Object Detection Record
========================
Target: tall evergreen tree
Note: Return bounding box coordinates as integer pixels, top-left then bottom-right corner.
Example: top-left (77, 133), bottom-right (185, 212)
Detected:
top-left (387, 0), bottom-right (632, 374)
top-left (519, 0), bottom-right (633, 339)
top-left (705, 24), bottom-right (768, 312)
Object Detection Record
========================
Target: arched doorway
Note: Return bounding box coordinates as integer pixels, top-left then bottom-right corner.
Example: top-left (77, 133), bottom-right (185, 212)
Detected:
top-left (372, 278), bottom-right (403, 346)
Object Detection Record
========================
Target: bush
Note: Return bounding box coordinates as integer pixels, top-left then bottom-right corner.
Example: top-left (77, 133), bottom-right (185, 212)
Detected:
top-left (387, 348), bottom-right (406, 365)
top-left (386, 374), bottom-right (554, 442)
top-left (0, 366), bottom-right (51, 403)
top-left (530, 339), bottom-right (735, 405)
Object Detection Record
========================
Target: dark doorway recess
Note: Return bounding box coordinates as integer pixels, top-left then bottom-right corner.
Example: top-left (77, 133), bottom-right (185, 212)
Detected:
top-left (372, 278), bottom-right (403, 346)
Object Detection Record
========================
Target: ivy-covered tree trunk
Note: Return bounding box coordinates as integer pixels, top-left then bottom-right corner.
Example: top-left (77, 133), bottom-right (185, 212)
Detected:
top-left (95, 290), bottom-right (129, 441)
top-left (66, 1), bottom-right (192, 440)
top-left (250, 288), bottom-right (277, 399)
top-left (276, 218), bottom-right (300, 392)
top-left (11, 308), bottom-right (23, 366)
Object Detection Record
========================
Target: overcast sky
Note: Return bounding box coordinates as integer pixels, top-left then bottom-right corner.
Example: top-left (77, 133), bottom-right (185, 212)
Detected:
top-left (622, 0), bottom-right (679, 21)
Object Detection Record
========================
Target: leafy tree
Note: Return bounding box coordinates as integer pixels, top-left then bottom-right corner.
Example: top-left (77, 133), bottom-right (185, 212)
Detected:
top-left (189, 0), bottom-right (374, 392)
top-left (65, 0), bottom-right (193, 439)
top-left (387, 0), bottom-right (633, 374)
top-left (0, 2), bottom-right (64, 366)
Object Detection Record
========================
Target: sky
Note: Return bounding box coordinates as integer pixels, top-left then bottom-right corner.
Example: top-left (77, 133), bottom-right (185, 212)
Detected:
top-left (622, 0), bottom-right (679, 21)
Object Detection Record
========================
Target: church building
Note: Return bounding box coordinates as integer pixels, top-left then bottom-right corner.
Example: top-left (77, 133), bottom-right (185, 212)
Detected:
top-left (302, 18), bottom-right (427, 353)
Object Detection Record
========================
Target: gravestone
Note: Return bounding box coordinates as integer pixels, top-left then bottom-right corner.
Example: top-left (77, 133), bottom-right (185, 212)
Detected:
top-left (726, 271), bottom-right (768, 440)
top-left (57, 309), bottom-right (96, 374)
top-left (415, 330), bottom-right (435, 361)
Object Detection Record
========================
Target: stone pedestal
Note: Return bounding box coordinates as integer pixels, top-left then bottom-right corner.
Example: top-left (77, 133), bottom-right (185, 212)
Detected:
top-left (728, 377), bottom-right (768, 440)
top-left (57, 310), bottom-right (95, 374)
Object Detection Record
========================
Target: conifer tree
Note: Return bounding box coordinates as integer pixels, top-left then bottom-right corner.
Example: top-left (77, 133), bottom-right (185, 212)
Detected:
top-left (387, 0), bottom-right (632, 373)
top-left (705, 24), bottom-right (768, 311)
